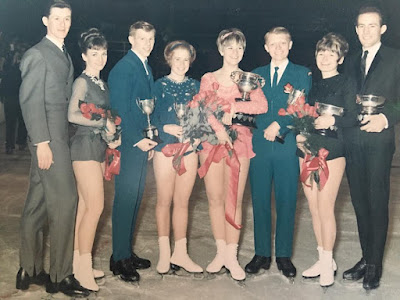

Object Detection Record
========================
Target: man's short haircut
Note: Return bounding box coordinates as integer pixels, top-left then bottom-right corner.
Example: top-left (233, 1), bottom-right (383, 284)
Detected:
top-left (356, 5), bottom-right (386, 26)
top-left (264, 27), bottom-right (292, 44)
top-left (129, 21), bottom-right (155, 37)
top-left (315, 32), bottom-right (349, 61)
top-left (44, 0), bottom-right (71, 17)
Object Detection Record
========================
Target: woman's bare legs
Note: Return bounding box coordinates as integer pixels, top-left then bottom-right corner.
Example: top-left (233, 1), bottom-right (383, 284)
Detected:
top-left (73, 160), bottom-right (105, 291)
top-left (300, 157), bottom-right (345, 284)
top-left (154, 151), bottom-right (201, 273)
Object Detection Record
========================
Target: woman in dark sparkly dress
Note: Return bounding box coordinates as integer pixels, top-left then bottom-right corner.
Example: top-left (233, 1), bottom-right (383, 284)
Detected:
top-left (298, 33), bottom-right (358, 287)
top-left (152, 41), bottom-right (202, 274)
top-left (68, 29), bottom-right (120, 291)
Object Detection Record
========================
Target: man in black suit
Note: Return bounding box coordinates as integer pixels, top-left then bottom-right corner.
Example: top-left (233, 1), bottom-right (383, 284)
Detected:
top-left (343, 6), bottom-right (400, 290)
top-left (17, 0), bottom-right (89, 297)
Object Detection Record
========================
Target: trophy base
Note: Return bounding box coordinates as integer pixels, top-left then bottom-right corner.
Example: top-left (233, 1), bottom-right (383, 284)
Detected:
top-left (143, 127), bottom-right (163, 144)
top-left (232, 113), bottom-right (257, 128)
top-left (314, 129), bottom-right (338, 139)
top-left (235, 97), bottom-right (251, 102)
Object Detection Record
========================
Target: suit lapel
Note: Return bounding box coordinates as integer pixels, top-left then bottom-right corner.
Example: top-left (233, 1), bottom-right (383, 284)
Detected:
top-left (42, 37), bottom-right (70, 68)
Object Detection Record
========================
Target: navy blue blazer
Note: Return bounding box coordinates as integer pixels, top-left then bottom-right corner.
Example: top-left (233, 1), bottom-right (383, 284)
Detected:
top-left (108, 50), bottom-right (154, 147)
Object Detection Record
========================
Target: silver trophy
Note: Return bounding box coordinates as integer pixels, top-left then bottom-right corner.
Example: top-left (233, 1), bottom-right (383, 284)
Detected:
top-left (174, 102), bottom-right (187, 143)
top-left (230, 71), bottom-right (266, 128)
top-left (136, 98), bottom-right (162, 144)
top-left (357, 94), bottom-right (385, 123)
top-left (315, 102), bottom-right (344, 139)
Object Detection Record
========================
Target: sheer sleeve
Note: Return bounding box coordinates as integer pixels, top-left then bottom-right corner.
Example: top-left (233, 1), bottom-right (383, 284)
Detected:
top-left (68, 77), bottom-right (106, 128)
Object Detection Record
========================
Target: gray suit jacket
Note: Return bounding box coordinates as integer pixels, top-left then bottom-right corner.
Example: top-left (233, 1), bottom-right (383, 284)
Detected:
top-left (19, 37), bottom-right (74, 145)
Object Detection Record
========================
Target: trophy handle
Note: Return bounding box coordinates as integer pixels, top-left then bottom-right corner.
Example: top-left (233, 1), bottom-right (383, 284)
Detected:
top-left (257, 75), bottom-right (265, 88)
top-left (230, 70), bottom-right (240, 83)
top-left (136, 98), bottom-right (141, 110)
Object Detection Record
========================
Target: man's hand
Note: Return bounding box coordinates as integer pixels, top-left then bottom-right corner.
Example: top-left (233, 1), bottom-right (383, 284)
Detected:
top-left (148, 150), bottom-right (154, 160)
top-left (216, 130), bottom-right (233, 148)
top-left (360, 114), bottom-right (387, 132)
top-left (263, 121), bottom-right (280, 141)
top-left (135, 138), bottom-right (158, 152)
top-left (36, 142), bottom-right (53, 170)
top-left (163, 124), bottom-right (182, 138)
top-left (314, 115), bottom-right (335, 130)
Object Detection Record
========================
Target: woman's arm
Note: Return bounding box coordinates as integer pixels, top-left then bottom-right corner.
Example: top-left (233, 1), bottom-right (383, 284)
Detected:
top-left (68, 77), bottom-right (106, 127)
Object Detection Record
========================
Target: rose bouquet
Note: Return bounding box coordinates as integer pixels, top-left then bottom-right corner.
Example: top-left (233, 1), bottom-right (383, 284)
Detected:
top-left (278, 83), bottom-right (329, 190)
top-left (79, 100), bottom-right (122, 180)
top-left (162, 82), bottom-right (237, 176)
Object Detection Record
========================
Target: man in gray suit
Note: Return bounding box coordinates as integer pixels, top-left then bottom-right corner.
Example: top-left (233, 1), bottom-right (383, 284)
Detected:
top-left (16, 0), bottom-right (89, 297)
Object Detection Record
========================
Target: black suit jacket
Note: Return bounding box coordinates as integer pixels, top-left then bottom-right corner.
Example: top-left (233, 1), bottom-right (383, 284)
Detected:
top-left (345, 45), bottom-right (400, 128)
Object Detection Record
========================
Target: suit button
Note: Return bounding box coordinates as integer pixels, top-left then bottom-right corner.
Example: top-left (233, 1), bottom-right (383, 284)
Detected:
top-left (66, 81), bottom-right (68, 85)
top-left (66, 97), bottom-right (68, 101)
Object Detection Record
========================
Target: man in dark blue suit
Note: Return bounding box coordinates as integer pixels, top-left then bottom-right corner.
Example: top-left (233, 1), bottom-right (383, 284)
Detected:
top-left (343, 6), bottom-right (400, 290)
top-left (246, 27), bottom-right (311, 279)
top-left (108, 21), bottom-right (158, 282)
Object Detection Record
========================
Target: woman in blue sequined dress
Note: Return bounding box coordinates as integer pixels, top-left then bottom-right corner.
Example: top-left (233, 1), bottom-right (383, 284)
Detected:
top-left (152, 41), bottom-right (202, 274)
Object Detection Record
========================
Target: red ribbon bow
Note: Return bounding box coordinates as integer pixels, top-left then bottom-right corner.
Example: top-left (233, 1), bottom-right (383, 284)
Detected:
top-left (104, 148), bottom-right (121, 181)
top-left (300, 148), bottom-right (330, 190)
top-left (161, 142), bottom-right (191, 176)
top-left (198, 144), bottom-right (241, 229)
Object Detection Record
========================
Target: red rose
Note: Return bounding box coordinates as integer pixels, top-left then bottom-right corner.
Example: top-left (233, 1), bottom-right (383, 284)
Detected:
top-left (284, 83), bottom-right (293, 93)
top-left (287, 105), bottom-right (295, 114)
top-left (88, 103), bottom-right (96, 111)
top-left (82, 112), bottom-right (92, 120)
top-left (278, 108), bottom-right (287, 116)
top-left (193, 93), bottom-right (203, 102)
top-left (297, 111), bottom-right (304, 118)
top-left (212, 82), bottom-right (219, 91)
top-left (187, 100), bottom-right (199, 108)
top-left (80, 103), bottom-right (90, 114)
top-left (114, 116), bottom-right (122, 125)
top-left (303, 103), bottom-right (310, 113)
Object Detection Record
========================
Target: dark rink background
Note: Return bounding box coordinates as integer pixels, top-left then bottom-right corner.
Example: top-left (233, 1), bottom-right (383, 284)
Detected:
top-left (1, 1), bottom-right (400, 299)
top-left (1, 0), bottom-right (400, 81)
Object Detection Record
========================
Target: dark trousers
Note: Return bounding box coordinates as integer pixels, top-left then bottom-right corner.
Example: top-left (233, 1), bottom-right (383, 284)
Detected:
top-left (112, 145), bottom-right (148, 261)
top-left (4, 96), bottom-right (27, 148)
top-left (345, 128), bottom-right (394, 266)
top-left (20, 140), bottom-right (77, 282)
top-left (249, 136), bottom-right (299, 258)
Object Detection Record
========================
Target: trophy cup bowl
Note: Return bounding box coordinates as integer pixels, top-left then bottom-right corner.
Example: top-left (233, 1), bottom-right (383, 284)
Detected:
top-left (136, 97), bottom-right (162, 144)
top-left (314, 102), bottom-right (344, 139)
top-left (357, 94), bottom-right (385, 118)
top-left (230, 71), bottom-right (266, 128)
top-left (174, 102), bottom-right (187, 143)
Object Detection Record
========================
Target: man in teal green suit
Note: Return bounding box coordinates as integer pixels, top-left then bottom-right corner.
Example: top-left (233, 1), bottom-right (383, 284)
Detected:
top-left (108, 21), bottom-right (158, 282)
top-left (246, 27), bottom-right (311, 279)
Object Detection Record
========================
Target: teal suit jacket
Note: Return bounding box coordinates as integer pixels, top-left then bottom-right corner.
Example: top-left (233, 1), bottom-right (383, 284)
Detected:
top-left (108, 50), bottom-right (154, 148)
top-left (252, 61), bottom-right (311, 149)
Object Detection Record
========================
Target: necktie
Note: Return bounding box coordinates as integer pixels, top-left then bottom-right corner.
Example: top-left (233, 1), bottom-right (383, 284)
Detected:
top-left (272, 66), bottom-right (279, 88)
top-left (62, 44), bottom-right (69, 59)
top-left (360, 50), bottom-right (369, 79)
